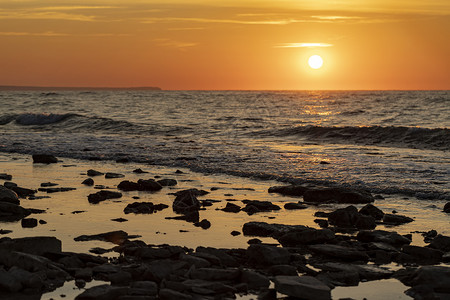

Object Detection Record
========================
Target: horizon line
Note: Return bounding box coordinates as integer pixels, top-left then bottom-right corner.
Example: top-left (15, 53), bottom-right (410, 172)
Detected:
top-left (0, 85), bottom-right (448, 92)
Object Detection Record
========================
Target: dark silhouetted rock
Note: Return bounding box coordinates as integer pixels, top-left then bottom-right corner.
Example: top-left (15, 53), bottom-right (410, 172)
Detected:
top-left (157, 179), bottom-right (177, 186)
top-left (74, 230), bottom-right (129, 245)
top-left (274, 275), bottom-right (331, 300)
top-left (190, 268), bottom-right (240, 281)
top-left (315, 262), bottom-right (393, 281)
top-left (268, 185), bottom-right (309, 197)
top-left (159, 288), bottom-right (193, 300)
top-left (400, 245), bottom-right (443, 264)
top-left (284, 202), bottom-right (308, 210)
top-left (328, 205), bottom-right (376, 229)
top-left (309, 244), bottom-right (369, 262)
top-left (0, 202), bottom-right (31, 221)
top-left (400, 266), bottom-right (450, 300)
top-left (278, 228), bottom-right (335, 247)
top-left (231, 231), bottom-right (241, 236)
top-left (357, 230), bottom-right (411, 247)
top-left (75, 284), bottom-right (128, 300)
top-left (444, 202), bottom-right (450, 213)
top-left (82, 178), bottom-right (94, 186)
top-left (21, 218), bottom-right (38, 228)
top-left (0, 173), bottom-right (12, 181)
top-left (247, 244), bottom-right (290, 266)
top-left (314, 219), bottom-right (329, 228)
top-left (40, 182), bottom-right (58, 187)
top-left (38, 187), bottom-right (75, 193)
top-left (10, 186), bottom-right (37, 198)
top-left (429, 234), bottom-right (450, 252)
top-left (137, 179), bottom-right (162, 191)
top-left (124, 202), bottom-right (168, 214)
top-left (240, 270), bottom-right (270, 290)
top-left (303, 187), bottom-right (374, 204)
top-left (383, 214), bottom-right (414, 225)
top-left (359, 203), bottom-right (384, 220)
top-left (32, 154), bottom-right (58, 164)
top-left (222, 202), bottom-right (241, 213)
top-left (117, 180), bottom-right (140, 191)
top-left (0, 236), bottom-right (62, 255)
top-left (173, 190), bottom-right (200, 214)
top-left (105, 172), bottom-right (125, 179)
top-left (242, 222), bottom-right (308, 238)
top-left (87, 169), bottom-right (104, 176)
top-left (88, 190), bottom-right (122, 204)
top-left (242, 200), bottom-right (281, 214)
top-left (194, 219), bottom-right (211, 229)
top-left (0, 186), bottom-right (19, 204)
top-left (132, 168), bottom-right (148, 173)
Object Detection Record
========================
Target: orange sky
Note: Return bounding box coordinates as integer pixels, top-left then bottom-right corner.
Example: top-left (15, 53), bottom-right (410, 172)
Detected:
top-left (0, 0), bottom-right (449, 90)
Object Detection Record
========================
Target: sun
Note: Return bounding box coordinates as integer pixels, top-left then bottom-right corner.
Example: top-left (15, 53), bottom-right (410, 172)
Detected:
top-left (308, 55), bottom-right (323, 69)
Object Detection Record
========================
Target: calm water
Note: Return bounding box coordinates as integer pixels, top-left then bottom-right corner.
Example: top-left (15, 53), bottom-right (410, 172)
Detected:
top-left (0, 90), bottom-right (449, 199)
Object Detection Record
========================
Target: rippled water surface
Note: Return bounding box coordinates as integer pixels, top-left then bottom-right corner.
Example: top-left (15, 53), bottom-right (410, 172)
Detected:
top-left (0, 90), bottom-right (448, 199)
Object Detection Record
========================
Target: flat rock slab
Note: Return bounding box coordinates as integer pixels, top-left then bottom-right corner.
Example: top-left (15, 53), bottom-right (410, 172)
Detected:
top-left (242, 221), bottom-right (308, 238)
top-left (309, 244), bottom-right (369, 262)
top-left (274, 275), bottom-right (331, 300)
top-left (74, 230), bottom-right (129, 245)
top-left (303, 187), bottom-right (374, 204)
top-left (88, 190), bottom-right (122, 204)
top-left (268, 185), bottom-right (309, 196)
top-left (32, 154), bottom-right (58, 164)
top-left (0, 236), bottom-right (62, 255)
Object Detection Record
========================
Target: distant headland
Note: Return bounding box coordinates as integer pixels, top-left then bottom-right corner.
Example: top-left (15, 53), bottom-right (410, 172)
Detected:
top-left (0, 86), bottom-right (162, 91)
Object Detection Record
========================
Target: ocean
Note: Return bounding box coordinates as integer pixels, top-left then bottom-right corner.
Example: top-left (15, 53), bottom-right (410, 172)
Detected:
top-left (0, 90), bottom-right (449, 200)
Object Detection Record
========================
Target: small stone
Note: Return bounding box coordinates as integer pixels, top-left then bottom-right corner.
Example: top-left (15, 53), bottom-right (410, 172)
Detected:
top-left (231, 231), bottom-right (241, 236)
top-left (111, 218), bottom-right (128, 222)
top-left (132, 168), bottom-right (148, 173)
top-left (87, 169), bottom-right (104, 176)
top-left (0, 173), bottom-right (12, 181)
top-left (21, 218), bottom-right (38, 228)
top-left (284, 202), bottom-right (308, 210)
top-left (194, 219), bottom-right (211, 229)
top-left (82, 178), bottom-right (94, 186)
top-left (105, 172), bottom-right (125, 179)
top-left (32, 154), bottom-right (58, 164)
top-left (444, 202), bottom-right (450, 213)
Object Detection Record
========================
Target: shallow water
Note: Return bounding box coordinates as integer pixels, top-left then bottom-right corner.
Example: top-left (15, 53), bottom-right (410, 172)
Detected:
top-left (0, 153), bottom-right (448, 299)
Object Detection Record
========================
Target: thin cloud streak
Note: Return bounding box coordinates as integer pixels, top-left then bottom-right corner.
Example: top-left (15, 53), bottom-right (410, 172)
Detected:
top-left (275, 43), bottom-right (334, 48)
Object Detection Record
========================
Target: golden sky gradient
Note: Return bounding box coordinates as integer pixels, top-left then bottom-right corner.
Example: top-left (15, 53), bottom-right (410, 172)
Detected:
top-left (1, 0), bottom-right (449, 90)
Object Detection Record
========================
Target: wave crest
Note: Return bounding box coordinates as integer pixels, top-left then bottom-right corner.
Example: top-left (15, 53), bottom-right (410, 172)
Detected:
top-left (15, 113), bottom-right (75, 125)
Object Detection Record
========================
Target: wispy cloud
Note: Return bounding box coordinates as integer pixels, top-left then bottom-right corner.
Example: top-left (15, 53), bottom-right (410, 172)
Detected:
top-left (32, 6), bottom-right (120, 11)
top-left (275, 43), bottom-right (334, 48)
top-left (0, 31), bottom-right (68, 36)
top-left (0, 11), bottom-right (96, 21)
top-left (154, 38), bottom-right (197, 50)
top-left (142, 17), bottom-right (302, 25)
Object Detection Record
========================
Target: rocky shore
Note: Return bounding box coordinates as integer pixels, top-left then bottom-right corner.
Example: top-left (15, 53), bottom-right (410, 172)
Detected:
top-left (0, 154), bottom-right (449, 299)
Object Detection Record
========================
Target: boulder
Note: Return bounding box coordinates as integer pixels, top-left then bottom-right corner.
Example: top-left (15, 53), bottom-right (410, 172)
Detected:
top-left (240, 270), bottom-right (270, 290)
top-left (241, 200), bottom-right (280, 214)
top-left (382, 214), bottom-right (414, 225)
top-left (0, 202), bottom-right (31, 221)
top-left (273, 275), bottom-right (331, 300)
top-left (247, 244), bottom-right (291, 266)
top-left (105, 172), bottom-right (125, 179)
top-left (303, 187), bottom-right (373, 204)
top-left (88, 190), bottom-right (122, 204)
top-left (74, 230), bottom-right (129, 245)
top-left (359, 203), bottom-right (384, 220)
top-left (32, 154), bottom-right (58, 164)
top-left (221, 202), bottom-right (241, 213)
top-left (328, 205), bottom-right (376, 229)
top-left (173, 191), bottom-right (200, 214)
top-left (357, 230), bottom-right (411, 247)
top-left (21, 218), bottom-right (38, 228)
top-left (124, 202), bottom-right (168, 214)
top-left (137, 179), bottom-right (162, 191)
top-left (82, 178), bottom-right (94, 186)
top-left (284, 202), bottom-right (308, 210)
top-left (87, 169), bottom-right (104, 176)
top-left (402, 266), bottom-right (450, 300)
top-left (75, 284), bottom-right (128, 300)
top-left (118, 180), bottom-right (141, 191)
top-left (309, 244), bottom-right (369, 262)
top-left (277, 228), bottom-right (335, 247)
top-left (268, 185), bottom-right (309, 197)
top-left (0, 267), bottom-right (22, 292)
top-left (444, 202), bottom-right (450, 213)
top-left (171, 189), bottom-right (209, 197)
top-left (429, 234), bottom-right (450, 252)
top-left (0, 173), bottom-right (12, 181)
top-left (10, 186), bottom-right (37, 197)
top-left (0, 236), bottom-right (62, 255)
top-left (190, 268), bottom-right (240, 281)
top-left (0, 186), bottom-right (19, 204)
top-left (194, 219), bottom-right (211, 229)
top-left (400, 245), bottom-right (443, 264)
top-left (242, 222), bottom-right (308, 238)
top-left (157, 179), bottom-right (178, 186)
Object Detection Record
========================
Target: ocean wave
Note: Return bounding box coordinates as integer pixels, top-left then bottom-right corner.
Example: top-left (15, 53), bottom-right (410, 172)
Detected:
top-left (15, 113), bottom-right (76, 125)
top-left (253, 125), bottom-right (450, 151)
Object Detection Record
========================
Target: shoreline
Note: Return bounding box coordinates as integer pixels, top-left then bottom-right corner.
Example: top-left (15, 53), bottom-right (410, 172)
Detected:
top-left (0, 152), bottom-right (449, 299)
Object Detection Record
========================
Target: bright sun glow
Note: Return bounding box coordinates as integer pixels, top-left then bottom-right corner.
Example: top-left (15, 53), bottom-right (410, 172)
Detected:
top-left (308, 55), bottom-right (323, 69)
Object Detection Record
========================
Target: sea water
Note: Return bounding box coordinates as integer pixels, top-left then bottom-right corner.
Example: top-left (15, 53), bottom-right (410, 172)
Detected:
top-left (0, 90), bottom-right (448, 200)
